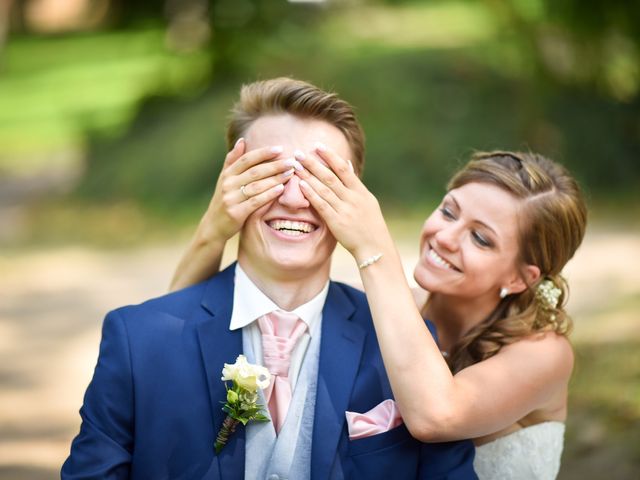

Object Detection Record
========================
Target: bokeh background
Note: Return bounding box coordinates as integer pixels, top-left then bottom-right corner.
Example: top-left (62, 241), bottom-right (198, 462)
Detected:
top-left (1, 0), bottom-right (639, 478)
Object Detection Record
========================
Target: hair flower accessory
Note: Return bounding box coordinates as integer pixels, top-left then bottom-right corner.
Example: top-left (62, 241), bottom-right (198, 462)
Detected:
top-left (214, 355), bottom-right (271, 453)
top-left (536, 279), bottom-right (562, 310)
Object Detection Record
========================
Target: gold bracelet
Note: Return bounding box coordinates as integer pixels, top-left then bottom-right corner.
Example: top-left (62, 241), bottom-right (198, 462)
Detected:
top-left (358, 253), bottom-right (383, 269)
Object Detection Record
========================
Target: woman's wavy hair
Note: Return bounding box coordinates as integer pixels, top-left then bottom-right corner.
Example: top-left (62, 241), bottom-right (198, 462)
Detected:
top-left (436, 151), bottom-right (587, 374)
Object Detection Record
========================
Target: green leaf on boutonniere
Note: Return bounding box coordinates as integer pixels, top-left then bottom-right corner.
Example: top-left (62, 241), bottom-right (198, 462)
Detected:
top-left (214, 355), bottom-right (272, 454)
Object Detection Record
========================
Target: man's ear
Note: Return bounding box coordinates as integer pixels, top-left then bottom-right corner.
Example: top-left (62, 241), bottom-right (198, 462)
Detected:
top-left (506, 264), bottom-right (541, 295)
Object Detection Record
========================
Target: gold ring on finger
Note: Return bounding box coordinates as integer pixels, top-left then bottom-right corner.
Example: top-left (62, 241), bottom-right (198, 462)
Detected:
top-left (240, 185), bottom-right (250, 199)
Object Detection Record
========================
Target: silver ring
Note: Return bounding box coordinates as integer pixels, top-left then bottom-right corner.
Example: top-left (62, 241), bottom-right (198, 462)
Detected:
top-left (240, 185), bottom-right (249, 199)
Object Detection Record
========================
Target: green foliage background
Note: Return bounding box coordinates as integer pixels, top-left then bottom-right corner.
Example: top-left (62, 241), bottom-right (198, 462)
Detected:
top-left (2, 0), bottom-right (639, 241)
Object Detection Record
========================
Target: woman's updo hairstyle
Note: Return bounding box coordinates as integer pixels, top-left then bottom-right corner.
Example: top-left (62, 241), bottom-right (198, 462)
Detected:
top-left (444, 151), bottom-right (587, 373)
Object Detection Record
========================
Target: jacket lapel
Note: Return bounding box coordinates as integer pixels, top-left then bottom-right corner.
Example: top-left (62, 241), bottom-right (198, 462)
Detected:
top-left (196, 263), bottom-right (245, 480)
top-left (311, 283), bottom-right (366, 480)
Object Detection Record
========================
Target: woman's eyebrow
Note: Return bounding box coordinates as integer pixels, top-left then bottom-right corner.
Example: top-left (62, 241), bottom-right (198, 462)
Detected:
top-left (444, 193), bottom-right (459, 208)
top-left (448, 193), bottom-right (498, 236)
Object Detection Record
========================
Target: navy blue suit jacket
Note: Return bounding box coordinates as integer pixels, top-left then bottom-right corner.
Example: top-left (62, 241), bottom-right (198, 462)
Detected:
top-left (62, 263), bottom-right (477, 479)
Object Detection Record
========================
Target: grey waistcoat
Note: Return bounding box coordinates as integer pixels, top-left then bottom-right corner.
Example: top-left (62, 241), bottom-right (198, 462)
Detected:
top-left (242, 325), bottom-right (321, 480)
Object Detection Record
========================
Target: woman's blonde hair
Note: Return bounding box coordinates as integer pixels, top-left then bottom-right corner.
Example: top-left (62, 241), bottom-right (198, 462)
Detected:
top-left (439, 151), bottom-right (587, 373)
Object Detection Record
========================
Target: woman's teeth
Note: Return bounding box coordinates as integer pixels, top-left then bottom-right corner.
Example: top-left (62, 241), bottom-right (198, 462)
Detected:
top-left (429, 248), bottom-right (456, 270)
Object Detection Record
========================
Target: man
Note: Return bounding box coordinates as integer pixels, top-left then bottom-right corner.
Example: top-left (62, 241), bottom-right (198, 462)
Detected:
top-left (62, 78), bottom-right (477, 479)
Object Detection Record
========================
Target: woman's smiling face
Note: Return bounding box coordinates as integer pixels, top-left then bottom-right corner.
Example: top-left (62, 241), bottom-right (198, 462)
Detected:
top-left (414, 181), bottom-right (530, 302)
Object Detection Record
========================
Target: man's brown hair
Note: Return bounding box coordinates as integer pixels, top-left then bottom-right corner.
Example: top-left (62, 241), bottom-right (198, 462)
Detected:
top-left (226, 77), bottom-right (365, 174)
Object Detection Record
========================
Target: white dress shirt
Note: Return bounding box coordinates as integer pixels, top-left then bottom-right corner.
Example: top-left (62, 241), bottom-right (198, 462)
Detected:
top-left (229, 264), bottom-right (329, 390)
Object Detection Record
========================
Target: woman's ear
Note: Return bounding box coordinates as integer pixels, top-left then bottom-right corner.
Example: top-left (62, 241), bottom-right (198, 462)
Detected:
top-left (507, 264), bottom-right (541, 294)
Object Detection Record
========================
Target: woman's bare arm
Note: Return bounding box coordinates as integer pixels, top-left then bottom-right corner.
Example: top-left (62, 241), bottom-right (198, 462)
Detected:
top-left (169, 214), bottom-right (228, 291)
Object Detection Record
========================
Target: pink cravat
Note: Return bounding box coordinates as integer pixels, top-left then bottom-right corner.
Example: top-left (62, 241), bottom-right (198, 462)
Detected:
top-left (258, 310), bottom-right (307, 434)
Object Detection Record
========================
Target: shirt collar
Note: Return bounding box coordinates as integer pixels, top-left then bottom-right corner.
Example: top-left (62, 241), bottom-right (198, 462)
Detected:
top-left (229, 263), bottom-right (329, 335)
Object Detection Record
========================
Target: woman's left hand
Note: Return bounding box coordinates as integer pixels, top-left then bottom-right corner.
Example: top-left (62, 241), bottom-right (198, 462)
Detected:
top-left (296, 144), bottom-right (394, 263)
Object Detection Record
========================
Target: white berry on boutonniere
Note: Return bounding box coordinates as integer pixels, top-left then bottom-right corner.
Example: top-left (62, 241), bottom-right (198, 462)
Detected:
top-left (214, 355), bottom-right (271, 453)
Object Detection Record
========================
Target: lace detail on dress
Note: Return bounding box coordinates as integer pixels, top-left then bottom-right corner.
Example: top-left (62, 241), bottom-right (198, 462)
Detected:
top-left (473, 421), bottom-right (565, 480)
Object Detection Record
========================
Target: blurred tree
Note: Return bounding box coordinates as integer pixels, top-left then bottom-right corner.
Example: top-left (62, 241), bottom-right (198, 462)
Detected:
top-left (484, 0), bottom-right (640, 101)
top-left (381, 0), bottom-right (640, 101)
top-left (3, 0), bottom-right (327, 79)
top-left (207, 0), bottom-right (329, 79)
top-left (0, 0), bottom-right (13, 55)
top-left (106, 0), bottom-right (328, 80)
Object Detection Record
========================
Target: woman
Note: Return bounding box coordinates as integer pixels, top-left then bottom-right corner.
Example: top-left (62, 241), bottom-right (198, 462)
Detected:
top-left (171, 144), bottom-right (586, 479)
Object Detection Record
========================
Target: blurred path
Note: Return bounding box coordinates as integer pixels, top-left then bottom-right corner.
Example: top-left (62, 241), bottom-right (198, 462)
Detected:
top-left (0, 228), bottom-right (638, 478)
top-left (0, 164), bottom-right (80, 243)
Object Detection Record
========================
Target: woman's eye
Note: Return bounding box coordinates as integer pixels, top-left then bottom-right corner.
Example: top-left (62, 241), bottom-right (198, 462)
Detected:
top-left (472, 231), bottom-right (491, 248)
top-left (440, 207), bottom-right (455, 220)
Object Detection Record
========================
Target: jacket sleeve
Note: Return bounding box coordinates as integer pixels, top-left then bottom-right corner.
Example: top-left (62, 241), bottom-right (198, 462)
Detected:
top-left (418, 439), bottom-right (478, 480)
top-left (417, 320), bottom-right (478, 479)
top-left (61, 310), bottom-right (134, 479)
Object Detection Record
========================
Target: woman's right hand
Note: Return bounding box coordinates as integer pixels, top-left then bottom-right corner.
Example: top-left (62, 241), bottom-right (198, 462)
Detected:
top-left (201, 138), bottom-right (301, 243)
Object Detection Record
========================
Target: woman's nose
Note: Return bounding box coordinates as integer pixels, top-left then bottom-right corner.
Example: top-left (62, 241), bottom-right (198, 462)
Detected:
top-left (434, 224), bottom-right (460, 252)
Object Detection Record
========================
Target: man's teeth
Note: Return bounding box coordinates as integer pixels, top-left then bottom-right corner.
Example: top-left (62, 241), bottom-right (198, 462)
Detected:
top-left (269, 220), bottom-right (315, 235)
top-left (429, 249), bottom-right (456, 270)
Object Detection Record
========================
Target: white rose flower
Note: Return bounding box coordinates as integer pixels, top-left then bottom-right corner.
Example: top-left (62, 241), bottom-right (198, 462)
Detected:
top-left (221, 355), bottom-right (271, 392)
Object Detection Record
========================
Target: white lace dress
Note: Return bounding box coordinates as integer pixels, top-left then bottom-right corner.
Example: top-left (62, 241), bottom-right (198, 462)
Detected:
top-left (473, 421), bottom-right (565, 480)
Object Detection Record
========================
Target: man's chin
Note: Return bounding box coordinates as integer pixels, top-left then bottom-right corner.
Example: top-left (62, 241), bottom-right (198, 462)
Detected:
top-left (271, 257), bottom-right (328, 273)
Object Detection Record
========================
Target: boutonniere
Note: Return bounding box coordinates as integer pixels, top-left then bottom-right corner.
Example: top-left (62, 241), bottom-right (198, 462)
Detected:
top-left (214, 355), bottom-right (271, 453)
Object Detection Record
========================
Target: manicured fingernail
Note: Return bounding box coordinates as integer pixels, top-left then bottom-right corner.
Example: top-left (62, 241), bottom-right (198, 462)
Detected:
top-left (348, 160), bottom-right (354, 172)
top-left (293, 160), bottom-right (304, 172)
top-left (284, 158), bottom-right (296, 167)
top-left (294, 149), bottom-right (306, 160)
top-left (271, 145), bottom-right (283, 154)
top-left (299, 179), bottom-right (309, 189)
top-left (274, 183), bottom-right (285, 192)
top-left (234, 137), bottom-right (244, 148)
top-left (315, 142), bottom-right (327, 152)
top-left (283, 168), bottom-right (294, 177)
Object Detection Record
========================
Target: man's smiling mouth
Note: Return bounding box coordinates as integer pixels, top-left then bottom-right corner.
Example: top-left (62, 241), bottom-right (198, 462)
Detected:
top-left (267, 219), bottom-right (317, 236)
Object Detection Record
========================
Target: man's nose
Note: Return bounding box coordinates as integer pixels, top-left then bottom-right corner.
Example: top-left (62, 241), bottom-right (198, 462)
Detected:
top-left (278, 174), bottom-right (310, 209)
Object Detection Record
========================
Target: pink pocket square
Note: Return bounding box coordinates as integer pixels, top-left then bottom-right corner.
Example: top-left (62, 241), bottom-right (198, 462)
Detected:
top-left (345, 399), bottom-right (404, 440)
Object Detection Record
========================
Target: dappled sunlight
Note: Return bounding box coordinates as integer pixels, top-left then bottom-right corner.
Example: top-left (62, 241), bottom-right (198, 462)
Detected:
top-left (0, 244), bottom-right (183, 472)
top-left (323, 2), bottom-right (497, 50)
top-left (563, 229), bottom-right (640, 340)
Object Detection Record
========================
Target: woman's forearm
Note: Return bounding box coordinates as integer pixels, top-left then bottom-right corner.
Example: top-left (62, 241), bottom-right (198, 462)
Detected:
top-left (169, 214), bottom-right (227, 292)
top-left (358, 241), bottom-right (463, 440)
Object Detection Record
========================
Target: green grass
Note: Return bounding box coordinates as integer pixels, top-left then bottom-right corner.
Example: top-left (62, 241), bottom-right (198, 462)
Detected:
top-left (0, 28), bottom-right (210, 169)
